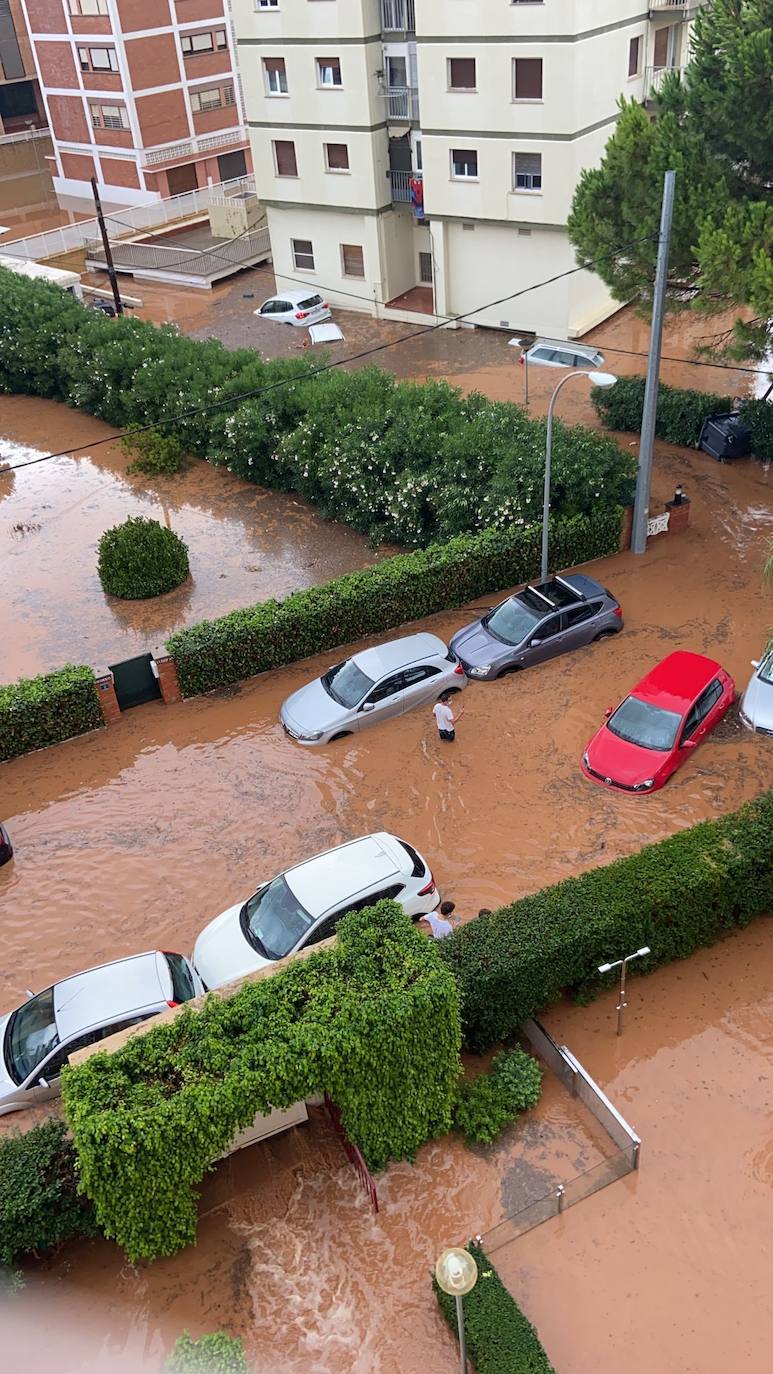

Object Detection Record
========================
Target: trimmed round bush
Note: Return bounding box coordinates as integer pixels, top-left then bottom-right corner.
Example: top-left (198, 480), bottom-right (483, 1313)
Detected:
top-left (97, 515), bottom-right (189, 599)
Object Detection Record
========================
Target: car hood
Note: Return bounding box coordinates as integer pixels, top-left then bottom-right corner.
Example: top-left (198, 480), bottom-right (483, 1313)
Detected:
top-left (740, 670), bottom-right (773, 729)
top-left (192, 900), bottom-right (271, 990)
top-left (586, 725), bottom-right (670, 787)
top-left (450, 621), bottom-right (512, 666)
top-left (0, 1012), bottom-right (18, 1095)
top-left (281, 677), bottom-right (346, 734)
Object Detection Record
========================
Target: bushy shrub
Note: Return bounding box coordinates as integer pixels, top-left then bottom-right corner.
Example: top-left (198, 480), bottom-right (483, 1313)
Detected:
top-left (453, 1048), bottom-right (542, 1146)
top-left (164, 1332), bottom-right (249, 1374)
top-left (591, 373), bottom-right (773, 459)
top-left (97, 515), bottom-right (190, 599)
top-left (434, 1242), bottom-right (555, 1374)
top-left (0, 1121), bottom-right (97, 1269)
top-left (122, 426), bottom-right (186, 476)
top-left (0, 664), bottom-right (103, 762)
top-left (167, 507), bottom-right (623, 696)
top-left (439, 792), bottom-right (773, 1053)
top-left (62, 903), bottom-right (461, 1262)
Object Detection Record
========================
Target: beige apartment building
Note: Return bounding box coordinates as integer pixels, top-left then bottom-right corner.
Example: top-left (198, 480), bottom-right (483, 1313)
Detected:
top-left (233, 0), bottom-right (703, 336)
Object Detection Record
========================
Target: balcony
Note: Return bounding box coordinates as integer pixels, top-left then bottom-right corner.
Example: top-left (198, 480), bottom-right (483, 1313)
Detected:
top-left (389, 168), bottom-right (422, 204)
top-left (643, 64), bottom-right (680, 101)
top-left (648, 0), bottom-right (703, 15)
top-left (138, 125), bottom-right (249, 168)
top-left (382, 86), bottom-right (420, 122)
top-left (381, 0), bottom-right (415, 33)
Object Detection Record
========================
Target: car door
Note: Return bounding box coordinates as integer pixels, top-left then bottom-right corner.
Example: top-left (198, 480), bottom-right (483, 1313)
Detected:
top-left (564, 600), bottom-right (603, 650)
top-left (683, 679), bottom-right (725, 748)
top-left (304, 883), bottom-right (407, 948)
top-left (524, 613), bottom-right (569, 665)
top-left (398, 664), bottom-right (443, 714)
top-left (357, 671), bottom-right (407, 729)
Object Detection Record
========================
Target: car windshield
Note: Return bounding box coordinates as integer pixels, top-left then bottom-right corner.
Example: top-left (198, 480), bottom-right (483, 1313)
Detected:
top-left (607, 695), bottom-right (681, 752)
top-left (299, 294), bottom-right (323, 309)
top-left (757, 654), bottom-right (773, 685)
top-left (4, 987), bottom-right (59, 1085)
top-left (484, 596), bottom-right (540, 646)
top-left (321, 660), bottom-right (374, 708)
top-left (241, 874), bottom-right (314, 961)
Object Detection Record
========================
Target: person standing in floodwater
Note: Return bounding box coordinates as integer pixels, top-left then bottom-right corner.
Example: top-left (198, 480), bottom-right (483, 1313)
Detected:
top-left (432, 691), bottom-right (464, 743)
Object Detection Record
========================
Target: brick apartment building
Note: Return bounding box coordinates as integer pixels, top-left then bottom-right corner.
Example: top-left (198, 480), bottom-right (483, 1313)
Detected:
top-left (0, 0), bottom-right (46, 132)
top-left (18, 0), bottom-right (252, 205)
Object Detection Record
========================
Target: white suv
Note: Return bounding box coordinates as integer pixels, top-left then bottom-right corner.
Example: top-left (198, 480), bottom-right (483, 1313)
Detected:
top-left (192, 833), bottom-right (439, 989)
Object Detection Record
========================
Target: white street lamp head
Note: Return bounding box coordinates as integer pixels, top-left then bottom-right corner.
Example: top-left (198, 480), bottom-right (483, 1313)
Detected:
top-left (598, 963), bottom-right (612, 974)
top-left (435, 1247), bottom-right (478, 1297)
top-left (588, 371), bottom-right (617, 388)
top-left (637, 946), bottom-right (651, 958)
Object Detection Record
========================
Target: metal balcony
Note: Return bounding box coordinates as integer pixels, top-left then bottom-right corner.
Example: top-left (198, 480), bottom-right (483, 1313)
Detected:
top-left (643, 64), bottom-right (680, 101)
top-left (382, 86), bottom-right (420, 121)
top-left (389, 168), bottom-right (421, 203)
top-left (381, 0), bottom-right (415, 33)
top-left (648, 0), bottom-right (703, 16)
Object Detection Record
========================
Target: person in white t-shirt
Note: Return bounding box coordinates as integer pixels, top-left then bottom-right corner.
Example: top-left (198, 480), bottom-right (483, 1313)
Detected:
top-left (421, 901), bottom-right (457, 940)
top-left (432, 691), bottom-right (464, 743)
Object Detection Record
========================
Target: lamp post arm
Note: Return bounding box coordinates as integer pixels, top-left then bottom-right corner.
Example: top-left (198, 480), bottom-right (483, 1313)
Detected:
top-left (542, 372), bottom-right (586, 582)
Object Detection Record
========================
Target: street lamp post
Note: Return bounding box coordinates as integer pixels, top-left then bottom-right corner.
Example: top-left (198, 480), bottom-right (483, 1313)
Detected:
top-left (435, 1247), bottom-right (479, 1374)
top-left (598, 946), bottom-right (651, 1036)
top-left (542, 370), bottom-right (617, 582)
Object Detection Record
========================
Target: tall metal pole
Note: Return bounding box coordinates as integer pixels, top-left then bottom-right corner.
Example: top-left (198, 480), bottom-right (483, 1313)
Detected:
top-left (616, 957), bottom-right (629, 1037)
top-left (631, 169), bottom-right (676, 554)
top-left (542, 371), bottom-right (583, 581)
top-left (90, 176), bottom-right (123, 317)
top-left (455, 1294), bottom-right (467, 1374)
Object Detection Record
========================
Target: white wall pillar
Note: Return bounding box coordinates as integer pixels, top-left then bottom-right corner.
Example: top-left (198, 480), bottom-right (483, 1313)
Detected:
top-left (429, 217), bottom-right (449, 317)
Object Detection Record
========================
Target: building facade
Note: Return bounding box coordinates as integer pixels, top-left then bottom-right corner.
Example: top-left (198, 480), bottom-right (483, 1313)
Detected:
top-left (19, 0), bottom-right (253, 205)
top-left (232, 0), bottom-right (703, 337)
top-left (0, 0), bottom-right (46, 132)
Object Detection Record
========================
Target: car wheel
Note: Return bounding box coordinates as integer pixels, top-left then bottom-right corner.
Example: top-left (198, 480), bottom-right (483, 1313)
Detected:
top-left (330, 731), bottom-right (352, 742)
top-left (442, 687), bottom-right (462, 697)
top-left (496, 666), bottom-right (522, 679)
top-left (594, 629), bottom-right (618, 642)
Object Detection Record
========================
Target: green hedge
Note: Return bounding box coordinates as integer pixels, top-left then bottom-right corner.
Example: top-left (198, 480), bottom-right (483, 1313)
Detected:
top-left (164, 1332), bottom-right (249, 1374)
top-left (453, 1048), bottom-right (542, 1147)
top-left (434, 1241), bottom-right (555, 1374)
top-left (62, 902), bottom-right (461, 1262)
top-left (0, 1121), bottom-right (97, 1272)
top-left (591, 374), bottom-right (773, 458)
top-left (439, 791), bottom-right (773, 1053)
top-left (167, 507), bottom-right (623, 696)
top-left (0, 664), bottom-right (104, 762)
top-left (97, 515), bottom-right (190, 599)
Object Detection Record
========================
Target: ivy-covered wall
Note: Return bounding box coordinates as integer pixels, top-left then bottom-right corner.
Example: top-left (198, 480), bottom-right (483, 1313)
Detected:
top-left (0, 665), bottom-right (104, 762)
top-left (62, 903), bottom-right (461, 1262)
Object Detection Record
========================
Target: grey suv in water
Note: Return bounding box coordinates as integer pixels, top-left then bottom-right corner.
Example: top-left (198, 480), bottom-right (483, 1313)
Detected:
top-left (450, 573), bottom-right (623, 681)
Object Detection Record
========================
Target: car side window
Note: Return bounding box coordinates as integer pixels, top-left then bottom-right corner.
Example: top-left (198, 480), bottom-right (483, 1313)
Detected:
top-left (565, 602), bottom-right (598, 627)
top-left (366, 673), bottom-right (405, 703)
top-left (699, 680), bottom-right (723, 715)
top-left (531, 615), bottom-right (562, 642)
top-left (321, 884), bottom-right (406, 930)
top-left (402, 665), bottom-right (440, 687)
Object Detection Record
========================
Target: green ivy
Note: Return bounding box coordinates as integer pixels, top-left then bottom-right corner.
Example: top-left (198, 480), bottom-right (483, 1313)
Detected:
top-left (166, 508), bottom-right (623, 697)
top-left (453, 1049), bottom-right (542, 1147)
top-left (434, 1241), bottom-right (555, 1374)
top-left (62, 903), bottom-right (461, 1263)
top-left (591, 374), bottom-right (773, 459)
top-left (439, 791), bottom-right (773, 1054)
top-left (164, 1332), bottom-right (249, 1374)
top-left (0, 1121), bottom-right (97, 1270)
top-left (122, 426), bottom-right (187, 476)
top-left (0, 664), bottom-right (104, 762)
top-left (97, 515), bottom-right (190, 599)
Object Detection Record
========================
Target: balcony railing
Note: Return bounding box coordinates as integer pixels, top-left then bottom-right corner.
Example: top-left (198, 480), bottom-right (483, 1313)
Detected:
top-left (138, 125), bottom-right (249, 168)
top-left (648, 0), bottom-right (703, 14)
top-left (389, 168), bottom-right (421, 203)
top-left (644, 64), bottom-right (679, 98)
top-left (381, 0), bottom-right (415, 32)
top-left (382, 86), bottom-right (420, 121)
top-left (84, 225), bottom-right (271, 281)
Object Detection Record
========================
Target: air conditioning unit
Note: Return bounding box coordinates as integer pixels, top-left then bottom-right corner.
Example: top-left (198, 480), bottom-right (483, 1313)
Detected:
top-left (208, 192), bottom-right (264, 239)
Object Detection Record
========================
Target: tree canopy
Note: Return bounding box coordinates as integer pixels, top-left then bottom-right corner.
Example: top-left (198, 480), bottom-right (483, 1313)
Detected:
top-left (568, 0), bottom-right (773, 362)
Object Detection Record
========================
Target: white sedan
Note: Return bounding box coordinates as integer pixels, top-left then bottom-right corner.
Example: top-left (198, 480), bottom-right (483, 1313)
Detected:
top-left (739, 649), bottom-right (773, 735)
top-left (254, 289), bottom-right (331, 327)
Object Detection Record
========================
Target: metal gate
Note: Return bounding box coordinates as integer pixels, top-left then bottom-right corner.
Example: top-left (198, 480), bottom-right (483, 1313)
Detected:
top-left (108, 653), bottom-right (162, 710)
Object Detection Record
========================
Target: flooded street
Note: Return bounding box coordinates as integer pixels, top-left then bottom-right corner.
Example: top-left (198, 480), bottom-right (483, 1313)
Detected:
top-left (0, 395), bottom-right (390, 678)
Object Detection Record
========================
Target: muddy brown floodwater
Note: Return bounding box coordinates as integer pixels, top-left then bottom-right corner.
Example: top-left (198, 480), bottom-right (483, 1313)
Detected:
top-left (0, 395), bottom-right (391, 679)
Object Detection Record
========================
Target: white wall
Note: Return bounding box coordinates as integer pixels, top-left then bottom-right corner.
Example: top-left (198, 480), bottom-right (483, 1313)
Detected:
top-left (266, 202), bottom-right (385, 309)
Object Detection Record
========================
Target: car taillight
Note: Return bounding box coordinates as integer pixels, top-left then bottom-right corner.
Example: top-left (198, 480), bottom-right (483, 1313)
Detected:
top-left (613, 605), bottom-right (623, 617)
top-left (418, 873), bottom-right (436, 896)
top-left (166, 999), bottom-right (179, 1009)
top-left (322, 301), bottom-right (328, 308)
top-left (454, 663), bottom-right (465, 675)
top-left (295, 311), bottom-right (308, 319)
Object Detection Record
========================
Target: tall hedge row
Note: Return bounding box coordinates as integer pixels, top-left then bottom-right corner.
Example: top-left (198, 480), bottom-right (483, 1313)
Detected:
top-left (0, 665), bottom-right (103, 762)
top-left (167, 508), bottom-right (622, 696)
top-left (438, 791), bottom-right (773, 1053)
top-left (0, 1121), bottom-right (97, 1273)
top-left (434, 1242), bottom-right (555, 1374)
top-left (591, 374), bottom-right (773, 458)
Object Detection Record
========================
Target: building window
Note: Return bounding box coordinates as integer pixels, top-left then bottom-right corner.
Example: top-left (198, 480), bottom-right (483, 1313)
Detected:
top-left (181, 31), bottom-right (228, 56)
top-left (325, 141), bottom-right (349, 171)
top-left (628, 36), bottom-right (641, 77)
top-left (89, 103), bottom-right (129, 130)
top-left (256, 0), bottom-right (279, 7)
top-left (316, 57), bottom-right (342, 87)
top-left (292, 238), bottom-right (315, 270)
top-left (447, 57), bottom-right (476, 91)
top-left (513, 57), bottom-right (543, 100)
top-left (341, 243), bottom-right (364, 278)
top-left (385, 54), bottom-right (406, 88)
top-left (451, 148), bottom-right (478, 179)
top-left (263, 57), bottom-right (288, 93)
top-left (653, 26), bottom-right (671, 70)
top-left (273, 139), bottom-right (298, 176)
top-left (68, 0), bottom-right (109, 13)
top-left (190, 85), bottom-right (234, 112)
top-left (419, 250), bottom-right (432, 284)
top-left (78, 47), bottom-right (118, 72)
top-left (513, 151), bottom-right (542, 191)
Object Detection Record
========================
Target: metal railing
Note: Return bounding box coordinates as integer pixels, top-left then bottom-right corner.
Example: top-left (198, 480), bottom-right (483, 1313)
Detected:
top-left (0, 125), bottom-right (50, 145)
top-left (382, 86), bottom-right (420, 121)
top-left (389, 168), bottom-right (421, 202)
top-left (84, 223), bottom-right (270, 279)
top-left (644, 64), bottom-right (680, 97)
top-left (381, 0), bottom-right (415, 32)
top-left (324, 1095), bottom-right (379, 1214)
top-left (0, 174), bottom-right (256, 262)
top-left (649, 0), bottom-right (702, 11)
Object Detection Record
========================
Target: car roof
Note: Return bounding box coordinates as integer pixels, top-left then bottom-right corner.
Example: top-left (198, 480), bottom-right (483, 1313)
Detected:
top-left (351, 632), bottom-right (447, 679)
top-left (528, 339), bottom-right (603, 360)
top-left (285, 833), bottom-right (400, 917)
top-left (631, 651), bottom-right (723, 714)
top-left (269, 288), bottom-right (322, 305)
top-left (53, 951), bottom-right (168, 1041)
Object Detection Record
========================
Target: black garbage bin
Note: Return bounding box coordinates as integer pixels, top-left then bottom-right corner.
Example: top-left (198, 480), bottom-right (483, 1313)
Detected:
top-left (697, 412), bottom-right (751, 461)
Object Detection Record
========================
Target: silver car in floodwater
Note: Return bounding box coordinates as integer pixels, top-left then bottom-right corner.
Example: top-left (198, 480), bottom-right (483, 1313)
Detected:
top-left (280, 632), bottom-right (467, 744)
top-left (0, 951), bottom-right (204, 1116)
top-left (739, 649), bottom-right (773, 735)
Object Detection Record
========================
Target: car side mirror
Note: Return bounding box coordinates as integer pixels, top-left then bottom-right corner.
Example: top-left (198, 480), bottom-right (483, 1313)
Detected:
top-left (360, 702), bottom-right (375, 713)
top-left (751, 660), bottom-right (760, 669)
top-left (37, 1076), bottom-right (49, 1089)
top-left (604, 707), bottom-right (613, 718)
top-left (681, 737), bottom-right (697, 750)
top-left (530, 638), bottom-right (541, 647)
top-left (25, 988), bottom-right (34, 1000)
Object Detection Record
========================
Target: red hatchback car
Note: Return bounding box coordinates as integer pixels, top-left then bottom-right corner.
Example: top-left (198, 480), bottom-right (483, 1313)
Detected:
top-left (581, 651), bottom-right (735, 794)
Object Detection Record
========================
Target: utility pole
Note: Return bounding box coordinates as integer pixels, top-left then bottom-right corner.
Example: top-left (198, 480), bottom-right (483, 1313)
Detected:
top-left (90, 176), bottom-right (123, 317)
top-left (631, 169), bottom-right (676, 555)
